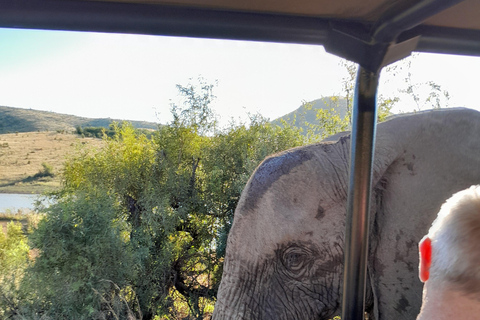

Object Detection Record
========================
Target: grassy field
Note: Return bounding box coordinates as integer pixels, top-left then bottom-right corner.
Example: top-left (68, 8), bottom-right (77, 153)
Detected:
top-left (0, 131), bottom-right (104, 194)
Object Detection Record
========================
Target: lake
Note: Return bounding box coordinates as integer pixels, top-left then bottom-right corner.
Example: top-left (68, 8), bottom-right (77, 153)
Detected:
top-left (0, 193), bottom-right (40, 212)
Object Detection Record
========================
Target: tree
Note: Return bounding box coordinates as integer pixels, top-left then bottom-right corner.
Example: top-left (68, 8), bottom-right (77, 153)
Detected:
top-left (304, 60), bottom-right (396, 140)
top-left (170, 77), bottom-right (219, 136)
top-left (305, 56), bottom-right (449, 141)
top-left (387, 54), bottom-right (451, 111)
top-left (153, 83), bottom-right (305, 318)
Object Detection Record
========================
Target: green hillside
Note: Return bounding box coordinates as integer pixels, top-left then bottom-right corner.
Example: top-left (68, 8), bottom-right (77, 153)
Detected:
top-left (0, 106), bottom-right (159, 134)
top-left (271, 97), bottom-right (348, 134)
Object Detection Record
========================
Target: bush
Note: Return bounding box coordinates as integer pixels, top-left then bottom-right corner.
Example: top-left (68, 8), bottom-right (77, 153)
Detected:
top-left (0, 221), bottom-right (30, 318)
top-left (23, 191), bottom-right (137, 319)
top-left (75, 126), bottom-right (117, 138)
top-left (0, 222), bottom-right (29, 275)
top-left (29, 162), bottom-right (55, 180)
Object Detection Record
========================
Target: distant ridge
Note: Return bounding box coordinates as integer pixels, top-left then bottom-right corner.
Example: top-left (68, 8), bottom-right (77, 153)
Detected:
top-left (1, 99), bottom-right (348, 135)
top-left (0, 106), bottom-right (159, 134)
top-left (271, 97), bottom-right (348, 134)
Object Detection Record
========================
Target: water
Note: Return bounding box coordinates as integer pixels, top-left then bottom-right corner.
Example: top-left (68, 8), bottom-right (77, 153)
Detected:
top-left (0, 193), bottom-right (40, 212)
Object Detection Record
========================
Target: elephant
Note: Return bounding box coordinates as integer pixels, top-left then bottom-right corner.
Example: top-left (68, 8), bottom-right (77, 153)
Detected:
top-left (212, 108), bottom-right (480, 320)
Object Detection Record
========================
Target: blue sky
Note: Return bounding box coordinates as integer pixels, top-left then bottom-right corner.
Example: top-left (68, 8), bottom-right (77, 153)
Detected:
top-left (1, 27), bottom-right (479, 127)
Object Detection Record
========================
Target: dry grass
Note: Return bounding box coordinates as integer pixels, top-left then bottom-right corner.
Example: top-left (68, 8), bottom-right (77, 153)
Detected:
top-left (0, 131), bottom-right (104, 194)
top-left (0, 209), bottom-right (43, 236)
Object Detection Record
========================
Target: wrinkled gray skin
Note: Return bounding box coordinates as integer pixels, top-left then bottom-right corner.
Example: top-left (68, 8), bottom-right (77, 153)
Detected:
top-left (212, 109), bottom-right (480, 320)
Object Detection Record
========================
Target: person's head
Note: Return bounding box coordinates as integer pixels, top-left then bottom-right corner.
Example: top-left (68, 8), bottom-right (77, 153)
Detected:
top-left (419, 185), bottom-right (480, 295)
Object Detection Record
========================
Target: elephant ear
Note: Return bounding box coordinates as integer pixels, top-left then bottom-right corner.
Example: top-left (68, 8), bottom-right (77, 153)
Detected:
top-left (366, 109), bottom-right (480, 319)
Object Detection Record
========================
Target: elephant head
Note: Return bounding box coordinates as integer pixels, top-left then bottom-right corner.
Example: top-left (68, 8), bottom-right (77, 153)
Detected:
top-left (213, 108), bottom-right (480, 320)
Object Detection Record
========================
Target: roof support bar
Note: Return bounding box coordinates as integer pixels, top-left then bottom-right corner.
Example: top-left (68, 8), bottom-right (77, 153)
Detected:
top-left (341, 2), bottom-right (467, 319)
top-left (342, 66), bottom-right (379, 320)
top-left (326, 0), bottom-right (467, 73)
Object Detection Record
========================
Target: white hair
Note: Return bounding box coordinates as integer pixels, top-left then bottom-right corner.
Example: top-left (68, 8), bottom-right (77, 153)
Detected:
top-left (428, 185), bottom-right (480, 294)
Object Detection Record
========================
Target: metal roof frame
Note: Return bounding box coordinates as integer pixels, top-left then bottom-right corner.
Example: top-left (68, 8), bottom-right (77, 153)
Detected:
top-left (1, 0), bottom-right (480, 70)
top-left (1, 0), bottom-right (478, 318)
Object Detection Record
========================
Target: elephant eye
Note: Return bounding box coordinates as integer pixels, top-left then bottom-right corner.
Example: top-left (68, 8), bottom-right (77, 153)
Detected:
top-left (282, 246), bottom-right (308, 272)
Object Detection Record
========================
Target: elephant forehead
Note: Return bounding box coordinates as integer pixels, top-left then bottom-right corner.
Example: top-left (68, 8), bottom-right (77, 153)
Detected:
top-left (241, 148), bottom-right (314, 213)
top-left (229, 192), bottom-right (344, 256)
top-left (245, 162), bottom-right (345, 223)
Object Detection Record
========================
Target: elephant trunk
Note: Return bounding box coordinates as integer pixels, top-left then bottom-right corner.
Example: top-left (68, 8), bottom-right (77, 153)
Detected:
top-left (212, 262), bottom-right (270, 320)
top-left (213, 258), bottom-right (343, 320)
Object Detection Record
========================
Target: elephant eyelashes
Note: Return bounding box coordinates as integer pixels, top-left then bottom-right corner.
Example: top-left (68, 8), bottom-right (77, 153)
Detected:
top-left (281, 245), bottom-right (310, 273)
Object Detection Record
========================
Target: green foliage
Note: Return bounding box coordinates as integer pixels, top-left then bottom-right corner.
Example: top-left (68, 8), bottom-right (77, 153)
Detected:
top-left (150, 83), bottom-right (304, 318)
top-left (277, 60), bottom-right (398, 142)
top-left (208, 115), bottom-right (305, 258)
top-left (292, 57), bottom-right (449, 142)
top-left (34, 162), bottom-right (55, 178)
top-left (303, 97), bottom-right (350, 140)
top-left (386, 54), bottom-right (450, 111)
top-left (274, 97), bottom-right (349, 139)
top-left (23, 191), bottom-right (137, 319)
top-left (75, 123), bottom-right (156, 140)
top-left (0, 222), bottom-right (30, 318)
top-left (300, 59), bottom-right (447, 141)
top-left (62, 123), bottom-right (175, 318)
top-left (0, 222), bottom-right (29, 275)
top-left (170, 77), bottom-right (218, 135)
top-left (75, 125), bottom-right (115, 138)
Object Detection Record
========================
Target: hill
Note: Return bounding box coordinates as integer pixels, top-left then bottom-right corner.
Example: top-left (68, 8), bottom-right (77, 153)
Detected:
top-left (0, 106), bottom-right (159, 134)
top-left (271, 97), bottom-right (348, 134)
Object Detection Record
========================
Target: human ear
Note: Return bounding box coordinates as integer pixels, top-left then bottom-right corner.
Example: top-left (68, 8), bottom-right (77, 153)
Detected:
top-left (419, 236), bottom-right (432, 282)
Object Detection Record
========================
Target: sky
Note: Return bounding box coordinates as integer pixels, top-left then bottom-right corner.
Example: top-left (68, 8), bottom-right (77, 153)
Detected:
top-left (0, 27), bottom-right (479, 127)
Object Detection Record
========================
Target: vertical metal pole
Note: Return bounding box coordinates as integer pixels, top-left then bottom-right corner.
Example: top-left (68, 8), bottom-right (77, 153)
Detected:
top-left (341, 66), bottom-right (379, 320)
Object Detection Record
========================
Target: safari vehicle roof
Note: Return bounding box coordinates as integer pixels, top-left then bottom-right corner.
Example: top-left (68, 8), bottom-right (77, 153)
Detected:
top-left (1, 0), bottom-right (480, 71)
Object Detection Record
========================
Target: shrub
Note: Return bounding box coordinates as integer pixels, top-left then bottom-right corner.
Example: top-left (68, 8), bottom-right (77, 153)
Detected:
top-left (33, 162), bottom-right (54, 178)
top-left (0, 221), bottom-right (30, 318)
top-left (24, 191), bottom-right (137, 319)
